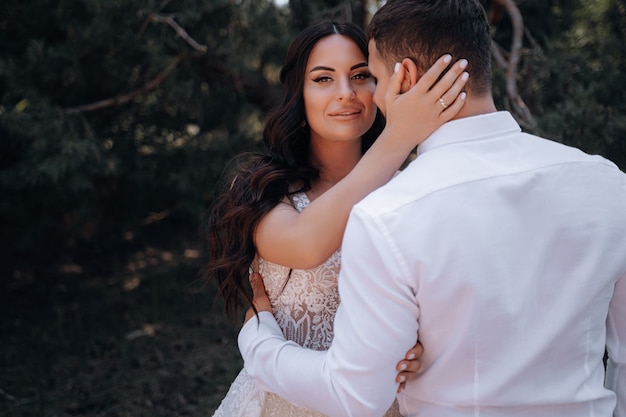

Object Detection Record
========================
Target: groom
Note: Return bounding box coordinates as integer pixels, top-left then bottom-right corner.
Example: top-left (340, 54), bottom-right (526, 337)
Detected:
top-left (239, 1), bottom-right (626, 416)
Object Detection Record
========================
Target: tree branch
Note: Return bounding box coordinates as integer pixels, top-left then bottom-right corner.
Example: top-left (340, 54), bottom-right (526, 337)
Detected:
top-left (493, 0), bottom-right (537, 129)
top-left (83, 7), bottom-right (206, 115)
top-left (491, 40), bottom-right (508, 70)
top-left (138, 11), bottom-right (207, 53)
top-left (61, 54), bottom-right (186, 115)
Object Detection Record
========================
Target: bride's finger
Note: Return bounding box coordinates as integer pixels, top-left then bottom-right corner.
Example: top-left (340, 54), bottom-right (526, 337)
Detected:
top-left (428, 58), bottom-right (469, 99)
top-left (437, 71), bottom-right (469, 119)
top-left (413, 54), bottom-right (453, 93)
top-left (384, 61), bottom-right (406, 105)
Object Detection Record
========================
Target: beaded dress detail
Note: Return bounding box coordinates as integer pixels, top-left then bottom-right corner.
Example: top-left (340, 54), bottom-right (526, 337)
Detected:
top-left (212, 192), bottom-right (401, 417)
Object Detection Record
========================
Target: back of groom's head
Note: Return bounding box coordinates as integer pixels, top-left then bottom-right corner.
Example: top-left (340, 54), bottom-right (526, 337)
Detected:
top-left (367, 0), bottom-right (492, 97)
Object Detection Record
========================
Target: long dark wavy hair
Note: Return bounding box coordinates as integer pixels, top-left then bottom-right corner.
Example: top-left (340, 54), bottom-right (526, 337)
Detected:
top-left (204, 20), bottom-right (386, 318)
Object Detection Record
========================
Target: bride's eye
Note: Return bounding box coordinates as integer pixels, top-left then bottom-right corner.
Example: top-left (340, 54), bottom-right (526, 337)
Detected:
top-left (313, 76), bottom-right (333, 83)
top-left (352, 72), bottom-right (372, 81)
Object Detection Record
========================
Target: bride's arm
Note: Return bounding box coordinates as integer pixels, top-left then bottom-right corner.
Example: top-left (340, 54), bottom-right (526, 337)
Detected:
top-left (256, 55), bottom-right (469, 269)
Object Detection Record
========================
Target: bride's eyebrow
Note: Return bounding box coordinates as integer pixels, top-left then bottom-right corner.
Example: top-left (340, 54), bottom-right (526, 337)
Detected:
top-left (309, 62), bottom-right (368, 73)
top-left (309, 65), bottom-right (335, 73)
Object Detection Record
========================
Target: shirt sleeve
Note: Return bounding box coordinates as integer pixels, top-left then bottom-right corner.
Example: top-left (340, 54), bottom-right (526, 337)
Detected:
top-left (606, 271), bottom-right (626, 417)
top-left (238, 205), bottom-right (420, 417)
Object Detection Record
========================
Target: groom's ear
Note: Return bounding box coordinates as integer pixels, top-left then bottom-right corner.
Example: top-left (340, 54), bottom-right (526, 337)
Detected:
top-left (399, 57), bottom-right (423, 93)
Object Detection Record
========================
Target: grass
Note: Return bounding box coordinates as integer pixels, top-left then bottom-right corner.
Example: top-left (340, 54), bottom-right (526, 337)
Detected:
top-left (0, 242), bottom-right (242, 417)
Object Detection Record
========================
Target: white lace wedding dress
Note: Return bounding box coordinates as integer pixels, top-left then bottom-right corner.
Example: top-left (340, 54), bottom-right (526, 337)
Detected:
top-left (212, 192), bottom-right (402, 417)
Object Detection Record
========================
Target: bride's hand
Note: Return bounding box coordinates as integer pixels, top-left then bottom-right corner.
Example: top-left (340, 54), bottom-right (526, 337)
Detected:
top-left (244, 272), bottom-right (272, 324)
top-left (395, 336), bottom-right (424, 393)
top-left (381, 54), bottom-right (469, 150)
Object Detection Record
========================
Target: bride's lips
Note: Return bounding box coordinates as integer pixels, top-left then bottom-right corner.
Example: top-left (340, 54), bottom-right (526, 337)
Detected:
top-left (329, 108), bottom-right (362, 120)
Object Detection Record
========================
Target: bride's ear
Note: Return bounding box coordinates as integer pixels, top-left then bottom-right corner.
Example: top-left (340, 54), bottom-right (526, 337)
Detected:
top-left (399, 57), bottom-right (423, 93)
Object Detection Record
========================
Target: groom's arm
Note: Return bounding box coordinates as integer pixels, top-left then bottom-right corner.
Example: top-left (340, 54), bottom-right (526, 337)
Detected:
top-left (606, 272), bottom-right (626, 417)
top-left (238, 205), bottom-right (420, 417)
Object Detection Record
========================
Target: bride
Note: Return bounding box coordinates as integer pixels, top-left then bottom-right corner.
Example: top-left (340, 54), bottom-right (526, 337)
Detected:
top-left (205, 19), bottom-right (467, 416)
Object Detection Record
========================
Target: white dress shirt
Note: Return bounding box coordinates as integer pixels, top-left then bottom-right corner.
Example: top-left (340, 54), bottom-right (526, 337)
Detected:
top-left (239, 112), bottom-right (626, 417)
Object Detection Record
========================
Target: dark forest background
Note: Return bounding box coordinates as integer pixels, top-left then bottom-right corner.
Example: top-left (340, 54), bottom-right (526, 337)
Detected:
top-left (1, 0), bottom-right (625, 416)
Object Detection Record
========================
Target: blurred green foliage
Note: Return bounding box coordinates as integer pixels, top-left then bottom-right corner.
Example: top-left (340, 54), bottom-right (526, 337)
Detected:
top-left (0, 0), bottom-right (624, 279)
top-left (488, 0), bottom-right (626, 169)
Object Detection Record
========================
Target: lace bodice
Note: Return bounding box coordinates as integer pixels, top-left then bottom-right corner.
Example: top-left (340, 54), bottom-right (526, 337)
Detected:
top-left (256, 192), bottom-right (341, 352)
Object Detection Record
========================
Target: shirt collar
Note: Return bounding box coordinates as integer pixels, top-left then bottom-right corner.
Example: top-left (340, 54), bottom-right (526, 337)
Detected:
top-left (417, 111), bottom-right (521, 156)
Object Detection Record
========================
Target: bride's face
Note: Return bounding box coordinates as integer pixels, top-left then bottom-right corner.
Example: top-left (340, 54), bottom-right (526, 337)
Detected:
top-left (302, 34), bottom-right (377, 146)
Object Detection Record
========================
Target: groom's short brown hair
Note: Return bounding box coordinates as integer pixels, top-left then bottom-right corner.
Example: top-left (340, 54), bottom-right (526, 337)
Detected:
top-left (367, 0), bottom-right (492, 96)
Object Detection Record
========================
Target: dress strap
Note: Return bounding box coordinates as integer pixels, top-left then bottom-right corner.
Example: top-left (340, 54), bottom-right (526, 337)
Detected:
top-left (291, 191), bottom-right (310, 213)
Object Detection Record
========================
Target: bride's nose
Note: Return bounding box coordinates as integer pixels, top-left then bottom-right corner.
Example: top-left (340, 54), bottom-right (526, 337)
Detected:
top-left (337, 79), bottom-right (356, 101)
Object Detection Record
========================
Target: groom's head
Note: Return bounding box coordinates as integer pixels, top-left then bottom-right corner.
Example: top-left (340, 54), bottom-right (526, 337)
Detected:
top-left (367, 0), bottom-right (492, 98)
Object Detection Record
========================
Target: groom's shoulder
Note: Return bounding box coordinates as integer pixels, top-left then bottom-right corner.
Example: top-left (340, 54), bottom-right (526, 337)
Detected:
top-left (354, 169), bottom-right (426, 218)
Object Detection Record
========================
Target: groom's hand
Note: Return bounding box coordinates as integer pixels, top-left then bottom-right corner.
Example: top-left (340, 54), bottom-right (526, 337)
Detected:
top-left (244, 272), bottom-right (272, 324)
